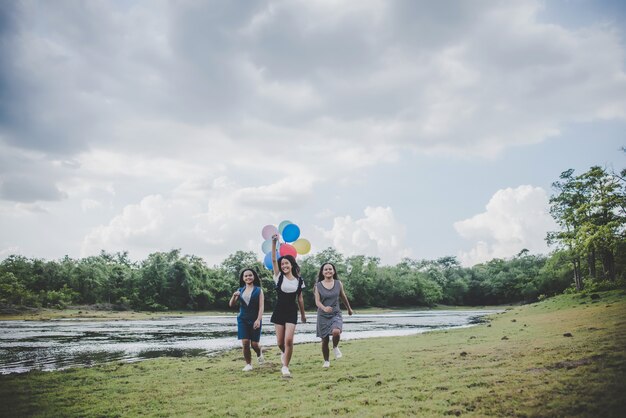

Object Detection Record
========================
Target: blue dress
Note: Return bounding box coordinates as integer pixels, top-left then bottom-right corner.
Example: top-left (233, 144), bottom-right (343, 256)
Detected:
top-left (237, 286), bottom-right (262, 342)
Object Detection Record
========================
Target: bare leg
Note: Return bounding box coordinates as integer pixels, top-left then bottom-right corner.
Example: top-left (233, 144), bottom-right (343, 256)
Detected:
top-left (242, 339), bottom-right (251, 364)
top-left (332, 328), bottom-right (341, 348)
top-left (251, 341), bottom-right (261, 357)
top-left (321, 336), bottom-right (330, 361)
top-left (275, 324), bottom-right (285, 354)
top-left (283, 323), bottom-right (296, 367)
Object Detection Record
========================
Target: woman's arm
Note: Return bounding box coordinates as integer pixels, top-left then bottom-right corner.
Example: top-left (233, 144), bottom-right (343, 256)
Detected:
top-left (228, 290), bottom-right (240, 308)
top-left (339, 282), bottom-right (353, 315)
top-left (254, 290), bottom-right (264, 329)
top-left (271, 234), bottom-right (279, 279)
top-left (298, 292), bottom-right (307, 323)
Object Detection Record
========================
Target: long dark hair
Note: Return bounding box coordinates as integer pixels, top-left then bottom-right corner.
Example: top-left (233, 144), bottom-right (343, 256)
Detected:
top-left (317, 262), bottom-right (338, 282)
top-left (239, 268), bottom-right (261, 287)
top-left (278, 255), bottom-right (300, 277)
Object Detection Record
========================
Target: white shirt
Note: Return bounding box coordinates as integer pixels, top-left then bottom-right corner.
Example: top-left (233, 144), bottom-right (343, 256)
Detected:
top-left (273, 273), bottom-right (305, 293)
top-left (241, 287), bottom-right (252, 305)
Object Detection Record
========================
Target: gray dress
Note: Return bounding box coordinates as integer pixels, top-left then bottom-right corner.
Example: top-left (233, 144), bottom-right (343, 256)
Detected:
top-left (316, 280), bottom-right (343, 338)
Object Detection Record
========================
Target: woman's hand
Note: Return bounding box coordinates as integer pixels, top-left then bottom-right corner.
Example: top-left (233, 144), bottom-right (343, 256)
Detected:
top-left (323, 306), bottom-right (333, 313)
top-left (232, 290), bottom-right (240, 297)
top-left (348, 307), bottom-right (354, 316)
top-left (253, 319), bottom-right (261, 329)
top-left (301, 314), bottom-right (307, 324)
top-left (271, 234), bottom-right (279, 243)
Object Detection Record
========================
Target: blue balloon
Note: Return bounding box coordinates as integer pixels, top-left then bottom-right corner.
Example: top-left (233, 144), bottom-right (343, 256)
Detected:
top-left (282, 224), bottom-right (300, 243)
top-left (263, 251), bottom-right (280, 270)
top-left (263, 252), bottom-right (273, 270)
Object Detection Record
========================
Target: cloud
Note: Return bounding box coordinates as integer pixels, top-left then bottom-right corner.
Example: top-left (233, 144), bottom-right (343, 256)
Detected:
top-left (319, 206), bottom-right (410, 264)
top-left (2, 0), bottom-right (624, 163)
top-left (1, 1), bottom-right (624, 264)
top-left (80, 173), bottom-right (320, 264)
top-left (454, 185), bottom-right (557, 266)
top-left (0, 175), bottom-right (66, 202)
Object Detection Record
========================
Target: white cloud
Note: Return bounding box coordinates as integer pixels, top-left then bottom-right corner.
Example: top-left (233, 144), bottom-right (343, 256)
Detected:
top-left (80, 173), bottom-right (320, 264)
top-left (454, 185), bottom-right (557, 266)
top-left (1, 1), bottom-right (625, 265)
top-left (0, 246), bottom-right (20, 258)
top-left (81, 199), bottom-right (102, 211)
top-left (319, 206), bottom-right (410, 264)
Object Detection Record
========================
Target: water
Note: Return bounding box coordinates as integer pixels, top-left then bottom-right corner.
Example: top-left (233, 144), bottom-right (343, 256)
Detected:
top-left (0, 309), bottom-right (500, 374)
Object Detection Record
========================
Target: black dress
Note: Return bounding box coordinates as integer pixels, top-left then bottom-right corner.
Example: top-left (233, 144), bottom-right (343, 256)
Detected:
top-left (270, 274), bottom-right (304, 325)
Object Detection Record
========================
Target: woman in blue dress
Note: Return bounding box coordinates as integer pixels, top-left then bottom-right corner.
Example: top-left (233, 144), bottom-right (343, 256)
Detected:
top-left (229, 268), bottom-right (265, 371)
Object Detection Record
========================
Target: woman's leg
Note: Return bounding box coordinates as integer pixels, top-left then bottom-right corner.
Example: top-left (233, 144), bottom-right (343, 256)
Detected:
top-left (332, 328), bottom-right (343, 359)
top-left (321, 336), bottom-right (330, 361)
top-left (275, 324), bottom-right (285, 354)
top-left (332, 328), bottom-right (341, 348)
top-left (242, 338), bottom-right (251, 364)
top-left (283, 323), bottom-right (296, 367)
top-left (251, 341), bottom-right (261, 357)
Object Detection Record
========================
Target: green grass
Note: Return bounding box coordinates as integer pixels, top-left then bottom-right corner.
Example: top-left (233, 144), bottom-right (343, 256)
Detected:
top-left (1, 291), bottom-right (624, 417)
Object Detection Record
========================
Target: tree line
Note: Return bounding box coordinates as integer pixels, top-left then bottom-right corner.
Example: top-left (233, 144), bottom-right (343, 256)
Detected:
top-left (1, 164), bottom-right (624, 311)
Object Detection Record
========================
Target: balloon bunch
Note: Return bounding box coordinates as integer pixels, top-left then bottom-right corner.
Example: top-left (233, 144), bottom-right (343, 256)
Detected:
top-left (261, 220), bottom-right (311, 270)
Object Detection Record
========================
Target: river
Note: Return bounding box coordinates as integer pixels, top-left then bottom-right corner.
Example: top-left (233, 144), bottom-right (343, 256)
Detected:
top-left (0, 309), bottom-right (500, 374)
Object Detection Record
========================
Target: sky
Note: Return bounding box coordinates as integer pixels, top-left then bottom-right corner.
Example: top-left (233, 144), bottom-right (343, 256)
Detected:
top-left (0, 0), bottom-right (625, 267)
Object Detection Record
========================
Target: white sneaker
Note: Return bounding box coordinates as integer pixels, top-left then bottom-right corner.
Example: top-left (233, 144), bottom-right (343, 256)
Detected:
top-left (257, 354), bottom-right (265, 365)
top-left (281, 366), bottom-right (291, 376)
top-left (333, 347), bottom-right (342, 359)
top-left (323, 361), bottom-right (330, 368)
top-left (242, 364), bottom-right (253, 372)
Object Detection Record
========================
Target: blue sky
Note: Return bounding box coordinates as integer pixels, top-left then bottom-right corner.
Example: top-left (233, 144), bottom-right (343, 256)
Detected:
top-left (0, 0), bottom-right (624, 266)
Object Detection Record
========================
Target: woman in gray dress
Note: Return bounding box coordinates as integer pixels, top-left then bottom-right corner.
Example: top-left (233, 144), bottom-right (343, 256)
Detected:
top-left (314, 262), bottom-right (354, 368)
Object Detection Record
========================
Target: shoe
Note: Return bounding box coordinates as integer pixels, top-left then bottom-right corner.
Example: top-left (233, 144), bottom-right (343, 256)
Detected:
top-left (323, 361), bottom-right (330, 368)
top-left (281, 366), bottom-right (291, 376)
top-left (257, 354), bottom-right (265, 365)
top-left (333, 347), bottom-right (342, 359)
top-left (242, 364), bottom-right (253, 372)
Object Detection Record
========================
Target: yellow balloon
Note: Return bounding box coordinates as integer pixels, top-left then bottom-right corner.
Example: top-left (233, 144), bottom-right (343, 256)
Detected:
top-left (293, 238), bottom-right (311, 255)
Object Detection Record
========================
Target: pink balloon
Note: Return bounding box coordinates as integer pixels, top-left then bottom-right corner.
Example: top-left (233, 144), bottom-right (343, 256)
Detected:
top-left (279, 243), bottom-right (297, 258)
top-left (261, 225), bottom-right (278, 240)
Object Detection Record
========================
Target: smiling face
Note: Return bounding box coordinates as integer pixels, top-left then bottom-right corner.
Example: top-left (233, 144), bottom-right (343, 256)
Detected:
top-left (280, 258), bottom-right (292, 274)
top-left (239, 268), bottom-right (259, 287)
top-left (242, 270), bottom-right (255, 284)
top-left (322, 263), bottom-right (335, 279)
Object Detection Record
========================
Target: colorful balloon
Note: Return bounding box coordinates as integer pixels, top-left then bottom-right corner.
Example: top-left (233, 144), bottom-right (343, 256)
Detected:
top-left (282, 224), bottom-right (300, 243)
top-left (293, 238), bottom-right (311, 254)
top-left (279, 243), bottom-right (298, 258)
top-left (278, 220), bottom-right (292, 234)
top-left (261, 239), bottom-right (272, 254)
top-left (261, 224), bottom-right (278, 240)
top-left (263, 252), bottom-right (273, 270)
top-left (263, 251), bottom-right (280, 270)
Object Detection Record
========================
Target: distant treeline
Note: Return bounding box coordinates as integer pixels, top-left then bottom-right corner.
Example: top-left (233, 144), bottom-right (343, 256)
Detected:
top-left (0, 245), bottom-right (623, 311)
top-left (1, 164), bottom-right (624, 311)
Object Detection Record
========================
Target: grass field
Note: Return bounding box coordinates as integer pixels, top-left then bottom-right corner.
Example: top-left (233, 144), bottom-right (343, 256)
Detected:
top-left (1, 290), bottom-right (624, 417)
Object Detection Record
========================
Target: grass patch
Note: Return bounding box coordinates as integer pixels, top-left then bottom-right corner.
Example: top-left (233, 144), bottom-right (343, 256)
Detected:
top-left (1, 291), bottom-right (624, 417)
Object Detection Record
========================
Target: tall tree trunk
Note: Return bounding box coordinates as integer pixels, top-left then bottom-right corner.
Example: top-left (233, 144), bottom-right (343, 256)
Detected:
top-left (573, 257), bottom-right (583, 291)
top-left (588, 248), bottom-right (597, 278)
top-left (602, 249), bottom-right (616, 281)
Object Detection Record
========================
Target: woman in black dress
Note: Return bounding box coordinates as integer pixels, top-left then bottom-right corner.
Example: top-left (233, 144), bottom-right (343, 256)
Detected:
top-left (270, 234), bottom-right (306, 377)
